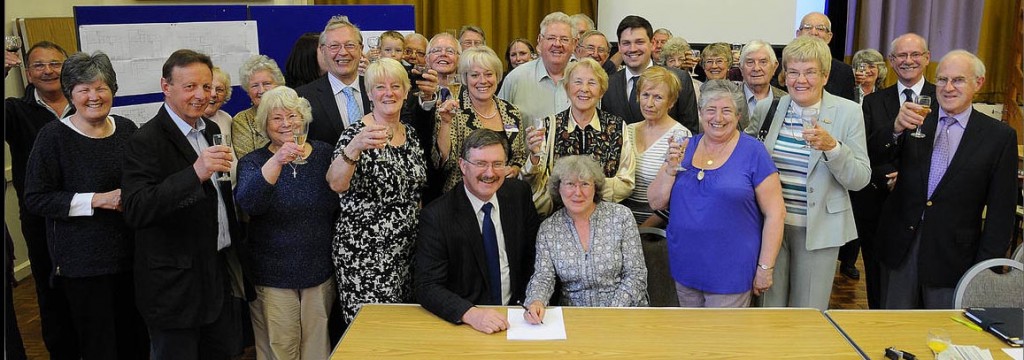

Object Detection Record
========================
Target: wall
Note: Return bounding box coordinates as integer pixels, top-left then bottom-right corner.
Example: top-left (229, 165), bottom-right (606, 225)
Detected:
top-left (3, 0), bottom-right (309, 280)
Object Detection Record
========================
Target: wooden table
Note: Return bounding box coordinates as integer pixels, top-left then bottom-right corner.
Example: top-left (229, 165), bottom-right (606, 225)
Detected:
top-left (332, 304), bottom-right (860, 358)
top-left (826, 310), bottom-right (1015, 359)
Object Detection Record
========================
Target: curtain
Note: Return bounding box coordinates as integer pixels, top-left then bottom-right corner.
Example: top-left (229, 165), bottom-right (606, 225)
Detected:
top-left (316, 0), bottom-right (597, 70)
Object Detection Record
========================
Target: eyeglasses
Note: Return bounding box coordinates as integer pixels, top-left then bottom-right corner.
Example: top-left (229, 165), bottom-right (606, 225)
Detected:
top-left (560, 181), bottom-right (594, 190)
top-left (323, 42), bottom-right (359, 54)
top-left (464, 159), bottom-right (508, 170)
top-left (743, 59), bottom-right (771, 68)
top-left (460, 40), bottom-right (484, 48)
top-left (269, 113), bottom-right (301, 125)
top-left (404, 49), bottom-right (426, 57)
top-left (581, 45), bottom-right (609, 54)
top-left (704, 58), bottom-right (726, 66)
top-left (785, 69), bottom-right (822, 80)
top-left (428, 47), bottom-right (458, 56)
top-left (935, 76), bottom-right (971, 88)
top-left (890, 52), bottom-right (927, 61)
top-left (542, 35), bottom-right (573, 45)
top-left (29, 61), bottom-right (63, 72)
top-left (248, 81), bottom-right (277, 92)
top-left (799, 24), bottom-right (831, 33)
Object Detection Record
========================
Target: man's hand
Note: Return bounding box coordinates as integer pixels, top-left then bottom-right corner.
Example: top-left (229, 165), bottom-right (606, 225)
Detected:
top-left (92, 189), bottom-right (123, 212)
top-left (5, 50), bottom-right (21, 77)
top-left (193, 144), bottom-right (233, 181)
top-left (461, 307), bottom-right (508, 334)
top-left (894, 102), bottom-right (927, 134)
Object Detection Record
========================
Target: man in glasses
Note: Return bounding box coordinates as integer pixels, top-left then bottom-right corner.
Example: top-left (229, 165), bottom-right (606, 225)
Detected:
top-left (415, 129), bottom-right (540, 334)
top-left (499, 11), bottom-right (576, 122)
top-left (575, 30), bottom-right (618, 76)
top-left (794, 12), bottom-right (856, 101)
top-left (298, 15), bottom-right (371, 145)
top-left (4, 40), bottom-right (82, 360)
top-left (458, 25), bottom-right (486, 50)
top-left (403, 33), bottom-right (428, 67)
top-left (850, 33), bottom-right (936, 309)
top-left (879, 50), bottom-right (1016, 309)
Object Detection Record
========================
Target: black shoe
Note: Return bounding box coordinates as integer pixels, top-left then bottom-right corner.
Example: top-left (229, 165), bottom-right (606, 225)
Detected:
top-left (840, 264), bottom-right (860, 280)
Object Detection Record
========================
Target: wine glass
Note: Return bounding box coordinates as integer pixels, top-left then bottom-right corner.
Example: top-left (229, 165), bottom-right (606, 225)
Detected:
top-left (731, 44), bottom-right (742, 68)
top-left (665, 129), bottom-right (690, 172)
top-left (856, 62), bottom-right (868, 77)
top-left (446, 74), bottom-right (462, 100)
top-left (532, 117), bottom-right (547, 156)
top-left (411, 64), bottom-right (428, 97)
top-left (373, 118), bottom-right (393, 162)
top-left (291, 120), bottom-right (309, 165)
top-left (926, 328), bottom-right (951, 356)
top-left (211, 134), bottom-right (232, 182)
top-left (799, 108), bottom-right (819, 149)
top-left (5, 36), bottom-right (22, 68)
top-left (910, 95), bottom-right (932, 139)
top-left (367, 36), bottom-right (380, 62)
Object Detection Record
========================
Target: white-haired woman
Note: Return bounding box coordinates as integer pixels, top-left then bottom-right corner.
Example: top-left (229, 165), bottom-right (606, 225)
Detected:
top-left (233, 54), bottom-right (286, 161)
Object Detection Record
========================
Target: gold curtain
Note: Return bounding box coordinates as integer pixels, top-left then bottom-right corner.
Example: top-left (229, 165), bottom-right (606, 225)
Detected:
top-left (316, 0), bottom-right (597, 70)
top-left (977, 0), bottom-right (1022, 144)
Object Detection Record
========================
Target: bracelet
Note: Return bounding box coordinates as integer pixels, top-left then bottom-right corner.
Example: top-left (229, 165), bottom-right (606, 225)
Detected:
top-left (340, 149), bottom-right (358, 165)
top-left (758, 263), bottom-right (774, 270)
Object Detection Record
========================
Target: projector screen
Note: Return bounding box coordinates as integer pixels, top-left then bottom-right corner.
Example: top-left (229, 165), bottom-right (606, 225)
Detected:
top-left (597, 0), bottom-right (828, 45)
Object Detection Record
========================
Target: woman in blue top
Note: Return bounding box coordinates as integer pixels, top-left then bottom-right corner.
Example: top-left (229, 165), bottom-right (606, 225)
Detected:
top-left (648, 81), bottom-right (786, 307)
top-left (235, 85), bottom-right (338, 359)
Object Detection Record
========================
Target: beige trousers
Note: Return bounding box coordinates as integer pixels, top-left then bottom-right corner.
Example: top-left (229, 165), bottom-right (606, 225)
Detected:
top-left (254, 278), bottom-right (336, 360)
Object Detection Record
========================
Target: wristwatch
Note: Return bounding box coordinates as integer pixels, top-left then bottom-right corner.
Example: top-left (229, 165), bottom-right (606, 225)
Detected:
top-left (758, 263), bottom-right (774, 270)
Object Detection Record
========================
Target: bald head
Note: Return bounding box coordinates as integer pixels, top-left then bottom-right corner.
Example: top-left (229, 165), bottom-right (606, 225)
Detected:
top-left (796, 12), bottom-right (833, 44)
top-left (888, 33), bottom-right (931, 86)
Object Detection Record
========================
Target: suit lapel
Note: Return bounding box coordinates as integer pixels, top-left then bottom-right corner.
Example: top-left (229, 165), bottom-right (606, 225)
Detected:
top-left (358, 75), bottom-right (372, 116)
top-left (314, 77), bottom-right (346, 137)
top-left (454, 188), bottom-right (489, 283)
top-left (496, 186), bottom-right (518, 284)
top-left (930, 110), bottom-right (983, 197)
top-left (156, 106), bottom-right (201, 164)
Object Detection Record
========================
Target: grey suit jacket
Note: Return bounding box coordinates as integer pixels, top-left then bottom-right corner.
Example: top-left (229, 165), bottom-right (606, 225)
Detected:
top-left (746, 92), bottom-right (870, 250)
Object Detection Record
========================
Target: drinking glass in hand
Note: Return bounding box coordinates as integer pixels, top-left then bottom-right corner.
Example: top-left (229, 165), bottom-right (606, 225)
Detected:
top-left (532, 117), bottom-right (546, 156)
top-left (211, 134), bottom-right (232, 182)
top-left (5, 35), bottom-right (22, 53)
top-left (800, 108), bottom-right (818, 149)
top-left (446, 74), bottom-right (462, 100)
top-left (292, 120), bottom-right (309, 165)
top-left (666, 129), bottom-right (690, 171)
top-left (411, 65), bottom-right (428, 97)
top-left (367, 36), bottom-right (380, 62)
top-left (909, 95), bottom-right (931, 139)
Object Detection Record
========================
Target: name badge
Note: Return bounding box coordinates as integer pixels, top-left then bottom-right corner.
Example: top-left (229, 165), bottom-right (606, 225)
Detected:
top-left (504, 123), bottom-right (519, 133)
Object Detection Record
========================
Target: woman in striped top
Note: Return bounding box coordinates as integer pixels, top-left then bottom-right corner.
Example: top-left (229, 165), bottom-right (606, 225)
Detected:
top-left (745, 36), bottom-right (870, 310)
top-left (622, 66), bottom-right (693, 226)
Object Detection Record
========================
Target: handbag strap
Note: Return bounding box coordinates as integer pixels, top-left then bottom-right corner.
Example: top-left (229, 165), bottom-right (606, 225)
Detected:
top-left (757, 98), bottom-right (781, 141)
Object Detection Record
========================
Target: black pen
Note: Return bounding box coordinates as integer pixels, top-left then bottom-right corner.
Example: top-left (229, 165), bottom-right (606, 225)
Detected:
top-left (521, 303), bottom-right (543, 324)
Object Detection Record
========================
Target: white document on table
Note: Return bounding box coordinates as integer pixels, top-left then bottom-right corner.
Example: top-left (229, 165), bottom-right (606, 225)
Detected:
top-left (507, 307), bottom-right (567, 341)
top-left (1003, 348), bottom-right (1023, 360)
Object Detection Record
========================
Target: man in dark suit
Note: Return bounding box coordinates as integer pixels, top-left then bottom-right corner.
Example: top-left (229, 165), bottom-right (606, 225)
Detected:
top-left (849, 33), bottom-right (935, 308)
top-left (795, 12), bottom-right (856, 101)
top-left (877, 50), bottom-right (1017, 309)
top-left (601, 15), bottom-right (698, 133)
top-left (415, 129), bottom-right (540, 334)
top-left (301, 16), bottom-right (441, 146)
top-left (122, 49), bottom-right (244, 359)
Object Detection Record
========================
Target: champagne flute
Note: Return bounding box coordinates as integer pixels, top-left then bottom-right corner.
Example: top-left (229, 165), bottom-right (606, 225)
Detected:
top-left (367, 36), bottom-right (380, 62)
top-left (800, 108), bottom-right (818, 149)
top-left (910, 95), bottom-right (932, 139)
top-left (446, 74), bottom-right (462, 100)
top-left (926, 328), bottom-right (951, 356)
top-left (211, 134), bottom-right (232, 182)
top-left (291, 120), bottom-right (309, 165)
top-left (666, 129), bottom-right (690, 171)
top-left (532, 117), bottom-right (546, 156)
top-left (856, 62), bottom-right (868, 77)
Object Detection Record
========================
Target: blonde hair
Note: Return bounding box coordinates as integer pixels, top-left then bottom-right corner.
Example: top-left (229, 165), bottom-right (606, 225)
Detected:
top-left (702, 42), bottom-right (733, 68)
top-left (253, 86), bottom-right (313, 140)
top-left (637, 66), bottom-right (681, 105)
top-left (563, 58), bottom-right (608, 95)
top-left (363, 58), bottom-right (410, 94)
top-left (458, 46), bottom-right (504, 83)
top-left (782, 36), bottom-right (832, 75)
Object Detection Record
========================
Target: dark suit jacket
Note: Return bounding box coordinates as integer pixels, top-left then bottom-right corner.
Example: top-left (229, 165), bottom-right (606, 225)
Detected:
top-left (297, 74), bottom-right (372, 146)
top-left (851, 82), bottom-right (936, 249)
top-left (825, 59), bottom-right (856, 102)
top-left (122, 106), bottom-right (241, 329)
top-left (876, 109), bottom-right (1017, 288)
top-left (414, 179), bottom-right (540, 323)
top-left (601, 65), bottom-right (699, 133)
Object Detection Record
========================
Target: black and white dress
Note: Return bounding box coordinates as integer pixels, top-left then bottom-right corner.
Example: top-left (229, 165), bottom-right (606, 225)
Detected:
top-left (332, 120), bottom-right (427, 323)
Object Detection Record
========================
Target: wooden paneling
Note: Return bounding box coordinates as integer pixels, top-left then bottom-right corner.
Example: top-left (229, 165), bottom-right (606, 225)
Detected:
top-left (17, 17), bottom-right (78, 54)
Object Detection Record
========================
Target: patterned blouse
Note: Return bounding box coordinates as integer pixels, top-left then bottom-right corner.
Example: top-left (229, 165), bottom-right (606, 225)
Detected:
top-left (550, 108), bottom-right (625, 178)
top-left (433, 90), bottom-right (527, 193)
top-left (525, 202), bottom-right (649, 307)
top-left (231, 106), bottom-right (269, 161)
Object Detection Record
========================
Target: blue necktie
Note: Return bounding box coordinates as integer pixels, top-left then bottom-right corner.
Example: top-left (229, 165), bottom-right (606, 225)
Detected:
top-left (341, 86), bottom-right (361, 125)
top-left (481, 203), bottom-right (502, 305)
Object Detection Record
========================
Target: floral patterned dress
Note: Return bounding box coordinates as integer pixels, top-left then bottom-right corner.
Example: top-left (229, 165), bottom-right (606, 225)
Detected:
top-left (332, 120), bottom-right (427, 323)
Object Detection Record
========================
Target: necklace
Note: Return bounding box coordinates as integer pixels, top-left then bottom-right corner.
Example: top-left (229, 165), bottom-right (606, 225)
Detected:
top-left (472, 102), bottom-right (498, 119)
top-left (288, 162), bottom-right (297, 178)
top-left (695, 134), bottom-right (736, 181)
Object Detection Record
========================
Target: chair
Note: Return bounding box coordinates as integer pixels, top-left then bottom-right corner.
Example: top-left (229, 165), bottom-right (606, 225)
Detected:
top-left (952, 244), bottom-right (1024, 308)
top-left (638, 227), bottom-right (679, 307)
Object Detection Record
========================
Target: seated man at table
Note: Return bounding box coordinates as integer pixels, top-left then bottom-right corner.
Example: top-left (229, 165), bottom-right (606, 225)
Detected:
top-left (414, 129), bottom-right (541, 334)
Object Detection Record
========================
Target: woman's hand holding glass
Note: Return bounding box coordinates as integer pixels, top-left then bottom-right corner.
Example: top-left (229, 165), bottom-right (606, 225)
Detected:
top-left (351, 122), bottom-right (390, 153)
top-left (436, 98), bottom-right (459, 124)
top-left (523, 301), bottom-right (546, 325)
top-left (664, 129), bottom-right (690, 173)
top-left (526, 118), bottom-right (546, 157)
top-left (272, 141), bottom-right (304, 166)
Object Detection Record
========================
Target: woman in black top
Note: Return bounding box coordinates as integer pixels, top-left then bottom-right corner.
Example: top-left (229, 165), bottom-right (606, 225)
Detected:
top-left (24, 51), bottom-right (147, 360)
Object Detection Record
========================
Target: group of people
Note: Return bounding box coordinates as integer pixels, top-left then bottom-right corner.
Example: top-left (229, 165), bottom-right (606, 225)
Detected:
top-left (3, 8), bottom-right (1017, 360)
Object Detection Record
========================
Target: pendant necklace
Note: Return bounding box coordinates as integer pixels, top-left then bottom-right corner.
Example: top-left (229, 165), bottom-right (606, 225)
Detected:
top-left (288, 162), bottom-right (297, 178)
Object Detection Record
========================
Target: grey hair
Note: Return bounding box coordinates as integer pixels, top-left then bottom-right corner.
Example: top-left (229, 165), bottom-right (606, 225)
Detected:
top-left (799, 12), bottom-right (832, 31)
top-left (579, 30), bottom-right (610, 49)
top-left (699, 79), bottom-right (747, 121)
top-left (405, 32), bottom-right (428, 44)
top-left (548, 155), bottom-right (605, 206)
top-left (661, 37), bottom-right (691, 59)
top-left (211, 66), bottom-right (233, 102)
top-left (428, 32), bottom-right (461, 56)
top-left (940, 50), bottom-right (986, 78)
top-left (539, 12), bottom-right (576, 37)
top-left (654, 28), bottom-right (673, 37)
top-left (320, 15), bottom-right (363, 46)
top-left (61, 51), bottom-right (118, 101)
top-left (569, 13), bottom-right (595, 34)
top-left (238, 54), bottom-right (285, 90)
top-left (741, 40), bottom-right (778, 66)
top-left (458, 25), bottom-right (486, 43)
top-left (253, 86), bottom-right (313, 140)
top-left (852, 48), bottom-right (887, 88)
top-left (458, 46), bottom-right (504, 84)
top-left (888, 33), bottom-right (929, 56)
top-left (461, 128), bottom-right (509, 161)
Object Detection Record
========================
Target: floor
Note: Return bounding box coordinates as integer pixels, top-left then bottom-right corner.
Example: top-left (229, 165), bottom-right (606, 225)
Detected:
top-left (9, 259), bottom-right (867, 359)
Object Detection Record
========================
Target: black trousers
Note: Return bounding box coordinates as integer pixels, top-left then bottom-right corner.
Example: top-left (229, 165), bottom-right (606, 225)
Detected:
top-left (58, 272), bottom-right (149, 360)
top-left (5, 226), bottom-right (26, 360)
top-left (20, 211), bottom-right (80, 359)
